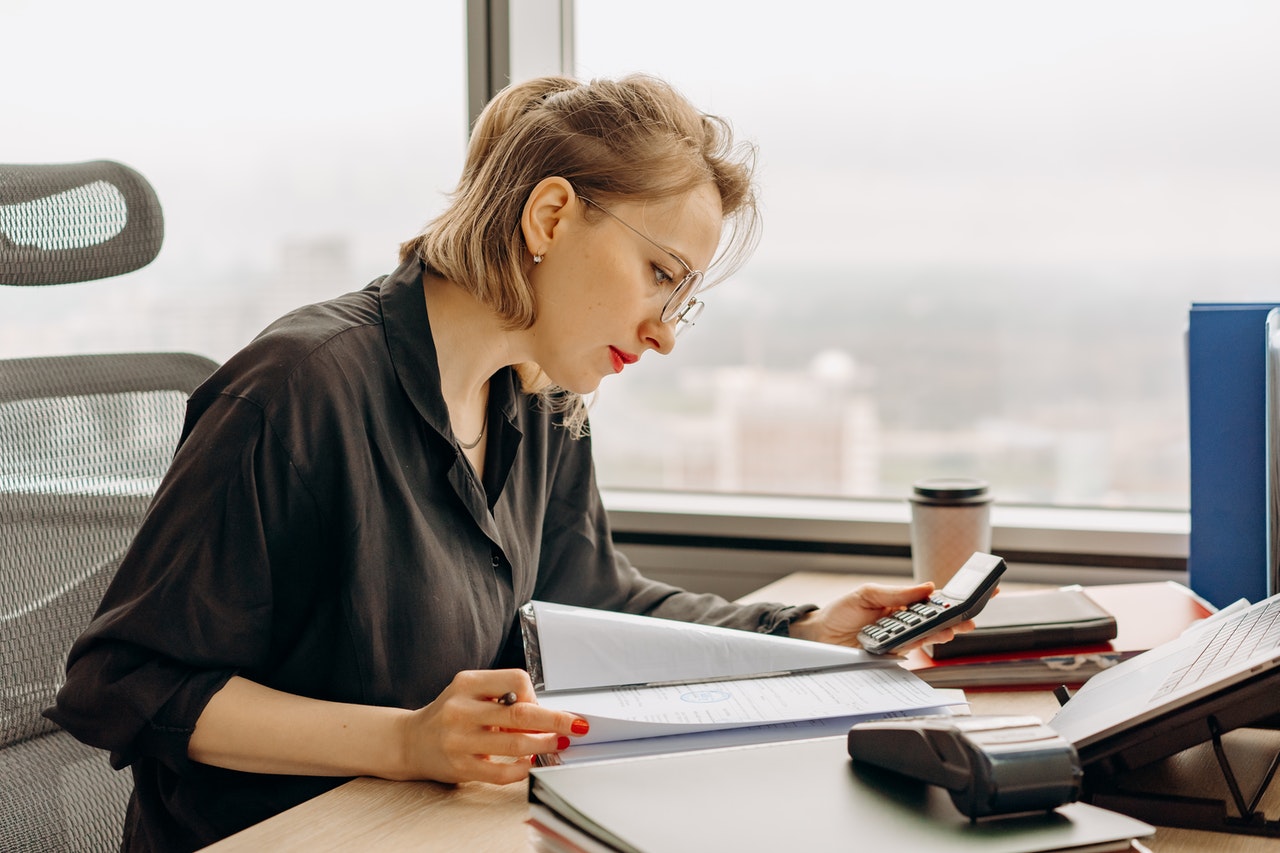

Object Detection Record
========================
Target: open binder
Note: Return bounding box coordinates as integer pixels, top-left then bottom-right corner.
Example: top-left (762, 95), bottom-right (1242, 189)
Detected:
top-left (516, 600), bottom-right (961, 764)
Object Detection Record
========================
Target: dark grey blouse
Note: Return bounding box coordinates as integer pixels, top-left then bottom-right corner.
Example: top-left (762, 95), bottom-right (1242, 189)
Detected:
top-left (48, 257), bottom-right (813, 852)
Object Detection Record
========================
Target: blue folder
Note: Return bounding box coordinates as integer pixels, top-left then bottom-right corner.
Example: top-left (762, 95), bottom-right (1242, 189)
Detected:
top-left (1186, 302), bottom-right (1280, 608)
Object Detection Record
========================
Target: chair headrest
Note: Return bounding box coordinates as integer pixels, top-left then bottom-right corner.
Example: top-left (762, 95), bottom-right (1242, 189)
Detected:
top-left (0, 160), bottom-right (164, 287)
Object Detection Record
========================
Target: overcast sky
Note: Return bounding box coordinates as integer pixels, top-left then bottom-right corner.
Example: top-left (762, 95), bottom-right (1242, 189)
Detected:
top-left (576, 0), bottom-right (1280, 267)
top-left (5, 0), bottom-right (1279, 275)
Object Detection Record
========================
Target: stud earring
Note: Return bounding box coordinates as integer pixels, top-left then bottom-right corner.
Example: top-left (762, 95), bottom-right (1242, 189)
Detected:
top-left (533, 254), bottom-right (544, 264)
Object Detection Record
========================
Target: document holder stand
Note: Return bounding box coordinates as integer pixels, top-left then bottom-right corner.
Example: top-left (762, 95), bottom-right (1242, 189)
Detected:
top-left (1076, 670), bottom-right (1280, 837)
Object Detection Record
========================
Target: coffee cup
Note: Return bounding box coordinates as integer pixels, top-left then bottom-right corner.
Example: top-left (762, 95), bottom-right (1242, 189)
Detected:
top-left (909, 478), bottom-right (993, 588)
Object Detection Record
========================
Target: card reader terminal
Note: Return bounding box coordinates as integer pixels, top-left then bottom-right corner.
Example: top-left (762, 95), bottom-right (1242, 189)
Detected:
top-left (848, 715), bottom-right (1082, 819)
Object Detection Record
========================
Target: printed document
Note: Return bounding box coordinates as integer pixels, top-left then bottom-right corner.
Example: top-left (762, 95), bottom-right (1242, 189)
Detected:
top-left (520, 601), bottom-right (966, 761)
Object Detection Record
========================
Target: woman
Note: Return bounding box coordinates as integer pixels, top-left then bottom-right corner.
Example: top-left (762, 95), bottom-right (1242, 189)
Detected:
top-left (49, 74), bottom-right (968, 851)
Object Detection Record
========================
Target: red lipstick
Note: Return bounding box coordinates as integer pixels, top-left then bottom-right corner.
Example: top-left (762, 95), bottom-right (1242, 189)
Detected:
top-left (609, 347), bottom-right (638, 373)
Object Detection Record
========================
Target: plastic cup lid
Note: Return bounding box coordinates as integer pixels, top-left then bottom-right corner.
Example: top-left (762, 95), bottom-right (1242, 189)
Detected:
top-left (911, 478), bottom-right (990, 502)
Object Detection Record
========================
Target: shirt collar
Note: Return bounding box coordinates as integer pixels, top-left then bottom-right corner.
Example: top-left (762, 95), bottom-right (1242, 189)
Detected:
top-left (379, 256), bottom-right (521, 440)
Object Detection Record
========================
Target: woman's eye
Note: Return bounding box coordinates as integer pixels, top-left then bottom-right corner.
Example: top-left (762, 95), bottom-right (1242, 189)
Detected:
top-left (652, 265), bottom-right (675, 289)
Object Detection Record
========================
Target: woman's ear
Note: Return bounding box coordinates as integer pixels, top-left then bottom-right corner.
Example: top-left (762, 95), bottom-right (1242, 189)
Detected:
top-left (521, 177), bottom-right (575, 260)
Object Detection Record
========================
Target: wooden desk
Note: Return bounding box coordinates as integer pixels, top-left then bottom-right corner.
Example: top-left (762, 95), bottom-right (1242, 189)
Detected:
top-left (205, 572), bottom-right (1280, 852)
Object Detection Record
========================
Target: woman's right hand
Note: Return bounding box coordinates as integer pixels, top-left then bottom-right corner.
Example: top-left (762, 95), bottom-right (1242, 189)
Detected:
top-left (189, 671), bottom-right (588, 786)
top-left (394, 668), bottom-right (589, 784)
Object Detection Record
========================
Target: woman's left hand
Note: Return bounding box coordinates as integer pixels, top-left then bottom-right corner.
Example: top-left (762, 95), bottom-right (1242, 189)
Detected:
top-left (786, 581), bottom-right (976, 652)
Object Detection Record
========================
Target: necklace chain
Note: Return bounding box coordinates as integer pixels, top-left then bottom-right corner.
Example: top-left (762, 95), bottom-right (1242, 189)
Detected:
top-left (453, 381), bottom-right (490, 451)
top-left (456, 419), bottom-right (485, 450)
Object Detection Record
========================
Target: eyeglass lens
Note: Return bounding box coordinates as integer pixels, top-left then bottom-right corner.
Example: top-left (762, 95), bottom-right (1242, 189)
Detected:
top-left (661, 270), bottom-right (704, 324)
top-left (672, 298), bottom-right (704, 336)
top-left (579, 194), bottom-right (708, 333)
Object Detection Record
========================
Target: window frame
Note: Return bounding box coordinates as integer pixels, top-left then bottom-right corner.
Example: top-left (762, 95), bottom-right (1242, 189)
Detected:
top-left (603, 490), bottom-right (1188, 599)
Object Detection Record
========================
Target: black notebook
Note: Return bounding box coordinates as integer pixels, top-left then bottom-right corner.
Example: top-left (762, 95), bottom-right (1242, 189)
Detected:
top-left (926, 586), bottom-right (1117, 660)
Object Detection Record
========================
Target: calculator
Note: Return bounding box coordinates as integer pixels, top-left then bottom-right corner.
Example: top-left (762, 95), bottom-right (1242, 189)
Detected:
top-left (858, 552), bottom-right (1006, 654)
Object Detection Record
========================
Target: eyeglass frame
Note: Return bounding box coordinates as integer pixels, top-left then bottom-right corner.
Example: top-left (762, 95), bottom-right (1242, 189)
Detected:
top-left (577, 194), bottom-right (707, 334)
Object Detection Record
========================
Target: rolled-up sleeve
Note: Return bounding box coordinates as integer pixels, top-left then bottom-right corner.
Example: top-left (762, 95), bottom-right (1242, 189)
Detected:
top-left (46, 392), bottom-right (328, 773)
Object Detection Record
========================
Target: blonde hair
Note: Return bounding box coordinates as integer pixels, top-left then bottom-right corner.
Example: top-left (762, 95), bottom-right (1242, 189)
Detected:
top-left (400, 74), bottom-right (760, 434)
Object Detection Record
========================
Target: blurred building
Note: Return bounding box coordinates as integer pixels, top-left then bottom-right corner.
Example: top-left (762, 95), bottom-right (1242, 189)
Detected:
top-left (662, 350), bottom-right (881, 496)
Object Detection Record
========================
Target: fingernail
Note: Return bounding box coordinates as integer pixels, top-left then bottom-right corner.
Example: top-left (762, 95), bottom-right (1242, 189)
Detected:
top-left (571, 718), bottom-right (590, 735)
top-left (557, 736), bottom-right (570, 750)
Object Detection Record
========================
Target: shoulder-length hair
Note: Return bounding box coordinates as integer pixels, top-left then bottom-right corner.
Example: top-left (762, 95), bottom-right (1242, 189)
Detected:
top-left (400, 74), bottom-right (760, 434)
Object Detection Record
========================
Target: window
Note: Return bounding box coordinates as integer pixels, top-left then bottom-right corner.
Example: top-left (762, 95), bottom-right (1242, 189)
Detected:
top-left (1, 0), bottom-right (465, 365)
top-left (575, 0), bottom-right (1280, 511)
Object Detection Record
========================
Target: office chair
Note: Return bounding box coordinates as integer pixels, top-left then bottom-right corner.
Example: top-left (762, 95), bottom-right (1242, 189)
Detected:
top-left (0, 161), bottom-right (218, 851)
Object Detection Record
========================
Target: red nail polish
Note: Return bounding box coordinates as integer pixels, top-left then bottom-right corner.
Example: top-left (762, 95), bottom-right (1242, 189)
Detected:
top-left (571, 718), bottom-right (590, 735)
top-left (557, 736), bottom-right (570, 750)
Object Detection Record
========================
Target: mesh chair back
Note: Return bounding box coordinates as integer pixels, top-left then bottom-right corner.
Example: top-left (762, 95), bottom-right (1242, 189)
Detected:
top-left (0, 161), bottom-right (163, 286)
top-left (0, 160), bottom-right (214, 851)
top-left (0, 724), bottom-right (137, 852)
top-left (0, 354), bottom-right (218, 850)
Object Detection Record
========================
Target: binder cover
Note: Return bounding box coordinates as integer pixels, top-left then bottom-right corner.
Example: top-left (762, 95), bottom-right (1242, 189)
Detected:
top-left (529, 736), bottom-right (1154, 853)
top-left (1187, 302), bottom-right (1279, 608)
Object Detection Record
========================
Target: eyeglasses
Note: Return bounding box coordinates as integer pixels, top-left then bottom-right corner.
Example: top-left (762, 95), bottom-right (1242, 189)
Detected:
top-left (579, 195), bottom-right (706, 335)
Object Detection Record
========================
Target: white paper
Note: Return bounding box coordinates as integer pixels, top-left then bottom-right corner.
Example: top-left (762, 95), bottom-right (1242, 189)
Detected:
top-left (551, 703), bottom-right (966, 765)
top-left (530, 600), bottom-right (876, 692)
top-left (537, 665), bottom-right (953, 745)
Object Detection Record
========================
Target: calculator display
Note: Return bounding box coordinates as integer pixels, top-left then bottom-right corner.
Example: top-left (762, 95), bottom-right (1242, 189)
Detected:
top-left (941, 559), bottom-right (991, 600)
